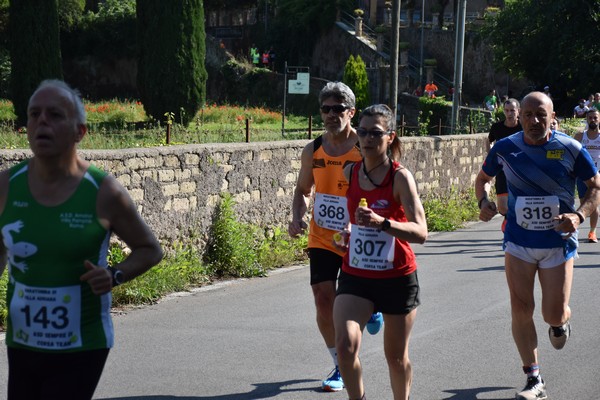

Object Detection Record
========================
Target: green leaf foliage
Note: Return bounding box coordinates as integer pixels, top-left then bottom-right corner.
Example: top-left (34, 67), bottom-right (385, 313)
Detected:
top-left (137, 0), bottom-right (207, 125)
top-left (61, 0), bottom-right (136, 59)
top-left (342, 54), bottom-right (370, 114)
top-left (481, 0), bottom-right (600, 101)
top-left (418, 96), bottom-right (450, 134)
top-left (423, 187), bottom-right (479, 231)
top-left (58, 0), bottom-right (85, 31)
top-left (203, 193), bottom-right (264, 278)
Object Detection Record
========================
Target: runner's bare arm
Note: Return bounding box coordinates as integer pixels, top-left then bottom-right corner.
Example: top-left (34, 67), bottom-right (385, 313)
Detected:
top-left (289, 143), bottom-right (314, 237)
top-left (475, 169), bottom-right (498, 221)
top-left (82, 175), bottom-right (163, 294)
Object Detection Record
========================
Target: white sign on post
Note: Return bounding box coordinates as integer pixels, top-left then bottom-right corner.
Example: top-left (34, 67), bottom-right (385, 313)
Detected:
top-left (288, 72), bottom-right (310, 94)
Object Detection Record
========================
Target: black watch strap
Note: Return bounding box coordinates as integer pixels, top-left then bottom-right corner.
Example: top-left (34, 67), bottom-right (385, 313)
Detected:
top-left (107, 266), bottom-right (124, 287)
top-left (380, 219), bottom-right (391, 232)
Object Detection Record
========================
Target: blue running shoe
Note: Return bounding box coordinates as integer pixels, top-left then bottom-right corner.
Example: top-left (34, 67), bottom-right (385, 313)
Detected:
top-left (322, 367), bottom-right (344, 392)
top-left (366, 312), bottom-right (383, 335)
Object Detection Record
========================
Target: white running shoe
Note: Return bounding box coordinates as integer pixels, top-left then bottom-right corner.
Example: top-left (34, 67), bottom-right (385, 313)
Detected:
top-left (548, 321), bottom-right (571, 350)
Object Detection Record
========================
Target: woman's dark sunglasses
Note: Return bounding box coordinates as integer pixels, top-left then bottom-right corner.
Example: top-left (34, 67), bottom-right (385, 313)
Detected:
top-left (356, 128), bottom-right (390, 138)
top-left (320, 104), bottom-right (349, 114)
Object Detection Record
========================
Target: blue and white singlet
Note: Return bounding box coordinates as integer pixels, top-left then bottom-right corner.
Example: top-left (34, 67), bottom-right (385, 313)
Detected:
top-left (483, 131), bottom-right (597, 249)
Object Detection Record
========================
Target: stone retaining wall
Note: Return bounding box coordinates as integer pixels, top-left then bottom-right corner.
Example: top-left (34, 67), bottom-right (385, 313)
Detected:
top-left (0, 134), bottom-right (488, 246)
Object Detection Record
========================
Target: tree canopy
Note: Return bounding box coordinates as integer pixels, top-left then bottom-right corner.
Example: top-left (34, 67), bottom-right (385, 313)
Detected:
top-left (483, 0), bottom-right (600, 102)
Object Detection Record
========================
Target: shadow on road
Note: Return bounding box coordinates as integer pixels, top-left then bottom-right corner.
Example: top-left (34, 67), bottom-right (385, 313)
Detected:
top-left (441, 385), bottom-right (514, 399)
top-left (96, 378), bottom-right (321, 400)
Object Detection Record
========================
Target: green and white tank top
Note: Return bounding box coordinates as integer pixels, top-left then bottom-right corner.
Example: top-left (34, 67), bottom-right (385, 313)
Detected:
top-left (0, 160), bottom-right (113, 352)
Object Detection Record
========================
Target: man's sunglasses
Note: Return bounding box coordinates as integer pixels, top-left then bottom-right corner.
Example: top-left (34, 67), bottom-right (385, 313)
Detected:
top-left (320, 104), bottom-right (349, 114)
top-left (356, 128), bottom-right (390, 138)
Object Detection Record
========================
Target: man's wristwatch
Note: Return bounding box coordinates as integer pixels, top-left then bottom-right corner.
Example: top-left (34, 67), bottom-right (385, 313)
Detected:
top-left (107, 266), bottom-right (124, 287)
top-left (380, 219), bottom-right (391, 232)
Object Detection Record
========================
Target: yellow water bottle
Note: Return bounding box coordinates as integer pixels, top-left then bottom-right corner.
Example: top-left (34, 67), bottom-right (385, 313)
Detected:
top-left (359, 198), bottom-right (367, 207)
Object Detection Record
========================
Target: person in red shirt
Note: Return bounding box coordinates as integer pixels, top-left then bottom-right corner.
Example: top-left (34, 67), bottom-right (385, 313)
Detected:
top-left (333, 104), bottom-right (428, 400)
top-left (289, 82), bottom-right (371, 393)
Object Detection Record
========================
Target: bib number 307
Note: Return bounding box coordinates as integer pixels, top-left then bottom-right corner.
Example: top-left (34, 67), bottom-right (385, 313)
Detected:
top-left (349, 225), bottom-right (395, 271)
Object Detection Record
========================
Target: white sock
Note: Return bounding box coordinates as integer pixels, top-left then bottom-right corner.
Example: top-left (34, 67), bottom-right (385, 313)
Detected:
top-left (328, 347), bottom-right (338, 368)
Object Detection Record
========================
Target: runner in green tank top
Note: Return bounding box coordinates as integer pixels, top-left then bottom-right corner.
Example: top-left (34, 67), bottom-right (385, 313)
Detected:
top-left (0, 80), bottom-right (163, 400)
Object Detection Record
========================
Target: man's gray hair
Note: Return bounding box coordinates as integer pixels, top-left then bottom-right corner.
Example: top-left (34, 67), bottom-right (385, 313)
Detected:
top-left (29, 79), bottom-right (86, 125)
top-left (318, 81), bottom-right (356, 109)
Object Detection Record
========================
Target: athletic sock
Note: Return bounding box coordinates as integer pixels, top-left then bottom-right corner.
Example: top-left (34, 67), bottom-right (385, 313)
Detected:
top-left (328, 347), bottom-right (338, 368)
top-left (523, 363), bottom-right (540, 378)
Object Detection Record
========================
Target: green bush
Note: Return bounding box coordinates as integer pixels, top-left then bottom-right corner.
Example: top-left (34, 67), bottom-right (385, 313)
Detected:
top-left (559, 117), bottom-right (586, 137)
top-left (61, 0), bottom-right (136, 59)
top-left (418, 96), bottom-right (451, 135)
top-left (258, 226), bottom-right (307, 269)
top-left (203, 193), bottom-right (264, 278)
top-left (466, 109), bottom-right (493, 135)
top-left (424, 187), bottom-right (479, 231)
top-left (111, 242), bottom-right (209, 305)
top-left (58, 0), bottom-right (85, 31)
top-left (343, 54), bottom-right (370, 117)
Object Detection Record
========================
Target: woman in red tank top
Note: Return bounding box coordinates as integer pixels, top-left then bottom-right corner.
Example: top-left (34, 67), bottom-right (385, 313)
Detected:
top-left (333, 104), bottom-right (428, 400)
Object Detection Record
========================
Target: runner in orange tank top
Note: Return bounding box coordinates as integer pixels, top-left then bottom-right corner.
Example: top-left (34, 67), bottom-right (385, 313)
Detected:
top-left (289, 82), bottom-right (377, 392)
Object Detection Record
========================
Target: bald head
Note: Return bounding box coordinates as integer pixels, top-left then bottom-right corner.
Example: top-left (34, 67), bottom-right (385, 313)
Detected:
top-left (521, 91), bottom-right (553, 111)
top-left (520, 91), bottom-right (555, 145)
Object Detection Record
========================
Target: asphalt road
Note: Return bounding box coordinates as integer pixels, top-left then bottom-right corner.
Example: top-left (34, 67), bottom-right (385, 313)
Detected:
top-left (1, 217), bottom-right (600, 399)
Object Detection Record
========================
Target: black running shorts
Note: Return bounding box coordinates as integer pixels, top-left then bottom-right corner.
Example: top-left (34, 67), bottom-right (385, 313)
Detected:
top-left (337, 270), bottom-right (420, 315)
top-left (309, 248), bottom-right (342, 285)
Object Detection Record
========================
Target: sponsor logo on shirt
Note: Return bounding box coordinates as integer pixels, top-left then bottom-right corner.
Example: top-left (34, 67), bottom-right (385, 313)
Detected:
top-left (546, 150), bottom-right (564, 160)
top-left (313, 158), bottom-right (326, 168)
top-left (370, 199), bottom-right (390, 209)
top-left (60, 213), bottom-right (94, 229)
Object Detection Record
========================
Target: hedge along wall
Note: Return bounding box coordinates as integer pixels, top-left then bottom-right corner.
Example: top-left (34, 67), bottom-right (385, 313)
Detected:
top-left (0, 134), bottom-right (488, 249)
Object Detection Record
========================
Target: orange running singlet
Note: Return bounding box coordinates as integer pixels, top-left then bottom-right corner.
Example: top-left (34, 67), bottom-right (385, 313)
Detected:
top-left (308, 136), bottom-right (361, 255)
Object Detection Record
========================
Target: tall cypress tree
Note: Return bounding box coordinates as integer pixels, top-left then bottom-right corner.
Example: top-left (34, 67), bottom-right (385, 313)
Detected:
top-left (137, 0), bottom-right (206, 126)
top-left (9, 0), bottom-right (63, 127)
top-left (343, 55), bottom-right (370, 114)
